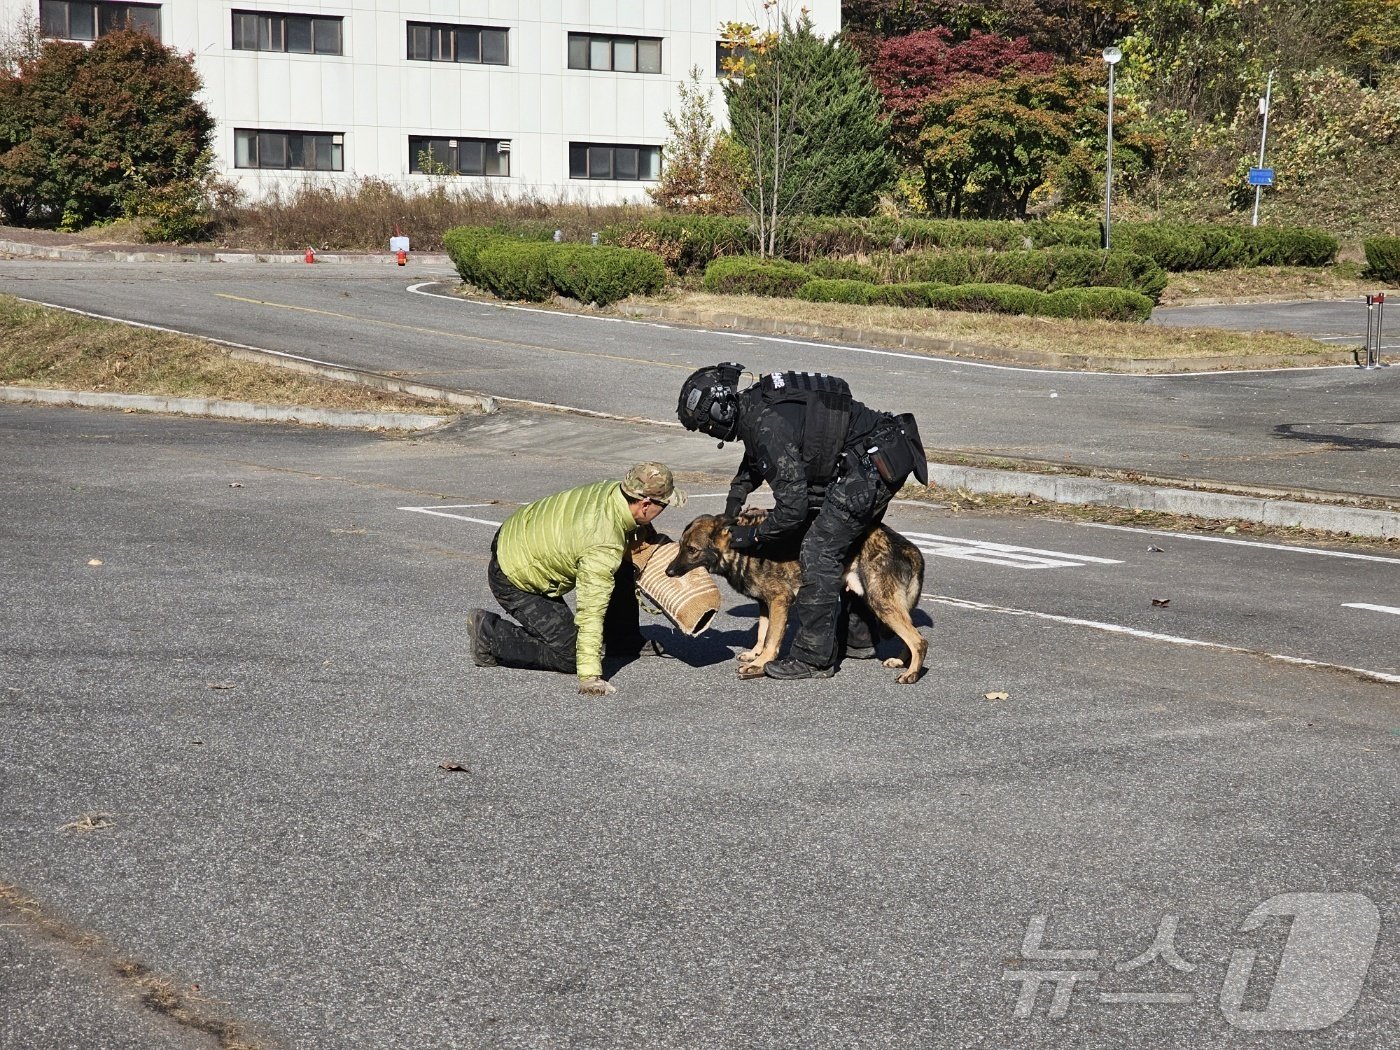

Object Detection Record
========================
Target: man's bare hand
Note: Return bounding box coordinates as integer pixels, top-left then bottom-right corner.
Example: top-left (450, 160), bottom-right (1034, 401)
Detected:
top-left (578, 677), bottom-right (617, 697)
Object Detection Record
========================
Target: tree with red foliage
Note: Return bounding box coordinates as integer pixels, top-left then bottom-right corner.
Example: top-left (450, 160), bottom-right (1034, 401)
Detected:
top-left (869, 28), bottom-right (1057, 152)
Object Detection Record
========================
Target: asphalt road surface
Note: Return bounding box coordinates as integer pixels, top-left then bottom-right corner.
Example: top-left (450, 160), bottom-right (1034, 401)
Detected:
top-left (2, 404), bottom-right (1396, 1049)
top-left (1, 260), bottom-right (1397, 501)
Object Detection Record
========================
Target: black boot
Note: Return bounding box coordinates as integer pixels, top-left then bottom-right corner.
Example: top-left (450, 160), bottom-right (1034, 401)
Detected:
top-left (466, 609), bottom-right (498, 667)
top-left (763, 657), bottom-right (835, 680)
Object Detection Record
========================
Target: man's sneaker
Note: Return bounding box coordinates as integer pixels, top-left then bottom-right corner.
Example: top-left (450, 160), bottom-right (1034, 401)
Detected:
top-left (845, 645), bottom-right (877, 660)
top-left (763, 657), bottom-right (835, 680)
top-left (466, 609), bottom-right (497, 667)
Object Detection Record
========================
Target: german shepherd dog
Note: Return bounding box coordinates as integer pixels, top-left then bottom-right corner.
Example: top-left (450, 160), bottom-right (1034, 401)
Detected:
top-left (665, 509), bottom-right (927, 684)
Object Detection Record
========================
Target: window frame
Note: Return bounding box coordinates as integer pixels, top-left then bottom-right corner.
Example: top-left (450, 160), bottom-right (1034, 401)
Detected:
top-left (234, 129), bottom-right (345, 172)
top-left (568, 142), bottom-right (662, 182)
top-left (408, 136), bottom-right (511, 177)
top-left (567, 33), bottom-right (662, 74)
top-left (405, 21), bottom-right (509, 65)
top-left (39, 1), bottom-right (161, 41)
top-left (231, 10), bottom-right (343, 55)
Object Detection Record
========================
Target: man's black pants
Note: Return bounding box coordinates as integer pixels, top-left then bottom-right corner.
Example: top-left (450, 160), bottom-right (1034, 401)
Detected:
top-left (476, 534), bottom-right (643, 674)
top-left (789, 454), bottom-right (893, 669)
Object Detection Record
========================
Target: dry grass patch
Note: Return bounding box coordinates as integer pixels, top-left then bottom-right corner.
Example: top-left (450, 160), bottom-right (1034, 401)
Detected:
top-left (1160, 265), bottom-right (1394, 306)
top-left (0, 295), bottom-right (455, 415)
top-left (646, 291), bottom-right (1336, 362)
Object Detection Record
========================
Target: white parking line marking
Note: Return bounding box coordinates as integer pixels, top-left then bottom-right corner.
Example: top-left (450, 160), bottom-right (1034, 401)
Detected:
top-left (1081, 522), bottom-right (1400, 564)
top-left (904, 532), bottom-right (1123, 570)
top-left (399, 505), bottom-right (503, 526)
top-left (1343, 603), bottom-right (1400, 616)
top-left (925, 594), bottom-right (1400, 686)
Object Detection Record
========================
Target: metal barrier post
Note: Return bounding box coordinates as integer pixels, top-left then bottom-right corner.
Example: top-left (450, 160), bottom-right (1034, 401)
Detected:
top-left (1359, 293), bottom-right (1388, 370)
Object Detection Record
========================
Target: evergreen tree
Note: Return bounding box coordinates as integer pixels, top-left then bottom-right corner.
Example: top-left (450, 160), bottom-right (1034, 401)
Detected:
top-left (724, 13), bottom-right (895, 253)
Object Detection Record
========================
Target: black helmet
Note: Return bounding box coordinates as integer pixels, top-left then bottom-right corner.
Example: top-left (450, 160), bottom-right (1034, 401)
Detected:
top-left (677, 362), bottom-right (745, 440)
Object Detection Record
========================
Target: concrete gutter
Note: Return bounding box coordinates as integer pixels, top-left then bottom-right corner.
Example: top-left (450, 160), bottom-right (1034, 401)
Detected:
top-left (0, 386), bottom-right (451, 431)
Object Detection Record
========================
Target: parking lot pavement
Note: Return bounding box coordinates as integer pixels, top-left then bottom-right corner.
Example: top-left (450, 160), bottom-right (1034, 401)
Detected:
top-left (2, 404), bottom-right (1397, 1049)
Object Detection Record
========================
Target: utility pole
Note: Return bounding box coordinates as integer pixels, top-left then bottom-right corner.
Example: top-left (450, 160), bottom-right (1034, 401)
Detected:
top-left (1251, 70), bottom-right (1274, 228)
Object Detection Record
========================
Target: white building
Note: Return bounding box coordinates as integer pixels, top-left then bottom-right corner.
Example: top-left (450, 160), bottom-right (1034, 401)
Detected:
top-left (3, 1), bottom-right (840, 203)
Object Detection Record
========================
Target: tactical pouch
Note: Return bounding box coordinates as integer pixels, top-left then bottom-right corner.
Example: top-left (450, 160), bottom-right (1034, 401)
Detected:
top-left (868, 413), bottom-right (928, 488)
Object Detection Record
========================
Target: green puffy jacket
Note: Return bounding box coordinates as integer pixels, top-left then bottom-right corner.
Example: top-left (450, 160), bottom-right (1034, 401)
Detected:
top-left (496, 479), bottom-right (638, 680)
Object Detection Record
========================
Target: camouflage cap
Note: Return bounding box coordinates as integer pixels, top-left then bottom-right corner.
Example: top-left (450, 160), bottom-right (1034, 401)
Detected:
top-left (621, 462), bottom-right (686, 507)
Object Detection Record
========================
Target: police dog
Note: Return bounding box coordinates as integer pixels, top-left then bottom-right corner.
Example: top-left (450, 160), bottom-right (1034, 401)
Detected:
top-left (666, 509), bottom-right (927, 684)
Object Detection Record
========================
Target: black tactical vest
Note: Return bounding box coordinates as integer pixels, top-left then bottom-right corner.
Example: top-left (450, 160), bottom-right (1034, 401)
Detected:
top-left (757, 371), bottom-right (853, 483)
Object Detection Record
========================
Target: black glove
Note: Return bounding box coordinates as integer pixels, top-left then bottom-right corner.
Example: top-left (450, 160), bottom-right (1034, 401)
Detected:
top-left (727, 524), bottom-right (760, 551)
top-left (725, 497), bottom-right (745, 519)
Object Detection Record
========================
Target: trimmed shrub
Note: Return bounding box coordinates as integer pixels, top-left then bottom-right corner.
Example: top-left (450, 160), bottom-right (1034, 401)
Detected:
top-left (475, 241), bottom-right (554, 301)
top-left (924, 283), bottom-right (1047, 315)
top-left (796, 279), bottom-right (877, 305)
top-left (545, 244), bottom-right (666, 305)
top-left (702, 256), bottom-right (811, 298)
top-left (1362, 236), bottom-right (1400, 282)
top-left (444, 226), bottom-right (505, 286)
top-left (867, 282), bottom-right (944, 307)
top-left (1041, 287), bottom-right (1155, 322)
top-left (600, 216), bottom-right (753, 274)
top-left (806, 257), bottom-right (882, 283)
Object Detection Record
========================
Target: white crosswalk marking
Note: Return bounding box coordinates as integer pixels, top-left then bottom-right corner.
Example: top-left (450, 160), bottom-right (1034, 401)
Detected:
top-left (902, 532), bottom-right (1124, 570)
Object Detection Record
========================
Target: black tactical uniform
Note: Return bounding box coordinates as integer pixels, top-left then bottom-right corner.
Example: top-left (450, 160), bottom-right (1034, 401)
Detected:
top-left (678, 365), bottom-right (924, 679)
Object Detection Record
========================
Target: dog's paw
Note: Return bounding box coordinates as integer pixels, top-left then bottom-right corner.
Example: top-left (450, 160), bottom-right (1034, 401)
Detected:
top-left (895, 667), bottom-right (921, 685)
top-left (737, 649), bottom-right (761, 663)
top-left (737, 662), bottom-right (768, 680)
top-left (882, 656), bottom-right (906, 668)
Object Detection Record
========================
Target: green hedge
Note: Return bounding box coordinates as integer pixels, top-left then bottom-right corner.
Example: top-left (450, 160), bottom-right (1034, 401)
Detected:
top-left (796, 278), bottom-right (877, 305)
top-left (545, 244), bottom-right (666, 305)
top-left (1363, 236), bottom-right (1400, 282)
top-left (867, 282), bottom-right (946, 308)
top-left (443, 225), bottom-right (666, 304)
top-left (591, 215), bottom-right (1336, 273)
top-left (701, 256), bottom-right (811, 298)
top-left (475, 241), bottom-right (554, 301)
top-left (1041, 287), bottom-right (1155, 322)
top-left (793, 277), bottom-right (1153, 321)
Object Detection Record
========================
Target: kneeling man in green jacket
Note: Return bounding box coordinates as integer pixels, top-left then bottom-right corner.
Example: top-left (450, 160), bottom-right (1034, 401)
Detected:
top-left (467, 463), bottom-right (685, 696)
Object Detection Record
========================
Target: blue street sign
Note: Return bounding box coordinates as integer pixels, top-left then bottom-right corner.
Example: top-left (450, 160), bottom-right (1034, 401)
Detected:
top-left (1248, 167), bottom-right (1275, 186)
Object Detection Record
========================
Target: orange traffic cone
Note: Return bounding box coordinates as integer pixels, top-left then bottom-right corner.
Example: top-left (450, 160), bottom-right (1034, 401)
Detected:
top-left (304, 247), bottom-right (316, 264)
top-left (396, 249), bottom-right (407, 266)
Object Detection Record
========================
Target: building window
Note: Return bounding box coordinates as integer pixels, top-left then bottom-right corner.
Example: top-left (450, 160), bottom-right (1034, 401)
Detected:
top-left (569, 143), bottom-right (661, 181)
top-left (406, 22), bottom-right (508, 64)
top-left (232, 11), bottom-right (342, 55)
top-left (567, 33), bottom-right (661, 74)
top-left (39, 1), bottom-right (160, 41)
top-left (716, 40), bottom-right (753, 77)
top-left (235, 130), bottom-right (343, 171)
top-left (410, 137), bottom-right (510, 177)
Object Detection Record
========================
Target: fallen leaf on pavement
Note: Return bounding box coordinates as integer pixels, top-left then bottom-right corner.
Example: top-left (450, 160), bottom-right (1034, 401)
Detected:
top-left (438, 762), bottom-right (472, 773)
top-left (1147, 545), bottom-right (1164, 552)
top-left (207, 681), bottom-right (236, 690)
top-left (87, 559), bottom-right (102, 566)
top-left (983, 691), bottom-right (1009, 701)
top-left (59, 813), bottom-right (113, 834)
top-left (1152, 598), bottom-right (1171, 607)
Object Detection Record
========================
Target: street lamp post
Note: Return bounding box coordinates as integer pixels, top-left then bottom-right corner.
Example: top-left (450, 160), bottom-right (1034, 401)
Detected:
top-left (1102, 46), bottom-right (1122, 251)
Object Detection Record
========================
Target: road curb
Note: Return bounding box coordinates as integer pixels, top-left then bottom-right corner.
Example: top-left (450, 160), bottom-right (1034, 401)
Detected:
top-left (620, 303), bottom-right (1358, 373)
top-left (0, 238), bottom-right (450, 266)
top-left (925, 463), bottom-right (1400, 540)
top-left (0, 386), bottom-right (452, 431)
